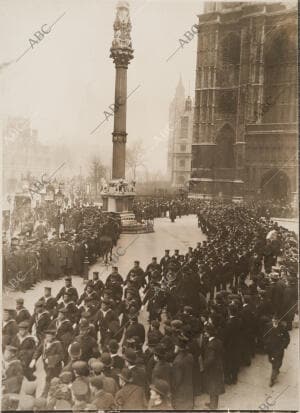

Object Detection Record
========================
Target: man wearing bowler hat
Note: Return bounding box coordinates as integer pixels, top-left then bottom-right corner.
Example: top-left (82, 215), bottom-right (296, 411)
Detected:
top-left (115, 368), bottom-right (147, 409)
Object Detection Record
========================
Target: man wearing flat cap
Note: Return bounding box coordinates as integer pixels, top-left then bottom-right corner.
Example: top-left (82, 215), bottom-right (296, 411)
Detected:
top-left (3, 345), bottom-right (24, 394)
top-left (172, 332), bottom-right (194, 410)
top-left (202, 324), bottom-right (225, 409)
top-left (124, 347), bottom-right (147, 390)
top-left (90, 375), bottom-right (116, 409)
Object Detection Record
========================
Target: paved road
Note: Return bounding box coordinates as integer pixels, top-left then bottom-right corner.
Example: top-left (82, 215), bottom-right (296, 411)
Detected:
top-left (3, 215), bottom-right (298, 409)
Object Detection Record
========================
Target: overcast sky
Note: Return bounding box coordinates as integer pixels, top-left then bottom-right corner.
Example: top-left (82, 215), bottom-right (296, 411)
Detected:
top-left (0, 0), bottom-right (203, 174)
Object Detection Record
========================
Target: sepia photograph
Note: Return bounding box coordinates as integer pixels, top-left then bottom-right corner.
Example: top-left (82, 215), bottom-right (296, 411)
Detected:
top-left (1, 0), bottom-right (298, 411)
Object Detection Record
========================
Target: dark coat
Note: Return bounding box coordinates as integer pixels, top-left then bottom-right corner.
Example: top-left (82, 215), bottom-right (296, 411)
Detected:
top-left (3, 358), bottom-right (24, 394)
top-left (56, 286), bottom-right (79, 303)
top-left (124, 322), bottom-right (145, 345)
top-left (115, 383), bottom-right (147, 410)
top-left (171, 349), bottom-right (194, 410)
top-left (91, 389), bottom-right (116, 410)
top-left (50, 318), bottom-right (74, 351)
top-left (33, 339), bottom-right (64, 370)
top-left (111, 354), bottom-right (125, 371)
top-left (15, 307), bottom-right (32, 324)
top-left (30, 311), bottom-right (51, 341)
top-left (130, 364), bottom-right (147, 389)
top-left (11, 333), bottom-right (36, 368)
top-left (152, 360), bottom-right (172, 387)
top-left (223, 316), bottom-right (242, 365)
top-left (267, 281), bottom-right (285, 315)
top-left (97, 308), bottom-right (120, 344)
top-left (57, 301), bottom-right (80, 324)
top-left (73, 333), bottom-right (99, 361)
top-left (203, 337), bottom-right (225, 396)
top-left (38, 296), bottom-right (57, 315)
top-left (2, 319), bottom-right (18, 349)
top-left (264, 323), bottom-right (290, 356)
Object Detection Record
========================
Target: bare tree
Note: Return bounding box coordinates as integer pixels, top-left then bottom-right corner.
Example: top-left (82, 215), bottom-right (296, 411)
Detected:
top-left (126, 139), bottom-right (145, 180)
top-left (88, 157), bottom-right (107, 196)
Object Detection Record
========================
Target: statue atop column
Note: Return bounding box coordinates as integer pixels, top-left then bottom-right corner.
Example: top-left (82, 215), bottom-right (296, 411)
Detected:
top-left (110, 1), bottom-right (134, 66)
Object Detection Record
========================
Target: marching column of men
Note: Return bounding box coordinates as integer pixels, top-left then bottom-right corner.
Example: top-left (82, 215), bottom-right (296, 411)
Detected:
top-left (2, 202), bottom-right (298, 410)
top-left (3, 205), bottom-right (121, 291)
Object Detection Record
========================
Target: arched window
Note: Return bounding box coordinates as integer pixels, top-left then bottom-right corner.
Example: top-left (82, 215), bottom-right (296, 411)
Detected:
top-left (221, 33), bottom-right (241, 66)
top-left (215, 124), bottom-right (235, 168)
top-left (263, 26), bottom-right (297, 123)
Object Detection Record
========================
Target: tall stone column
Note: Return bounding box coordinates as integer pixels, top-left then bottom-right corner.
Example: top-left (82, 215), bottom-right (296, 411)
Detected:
top-left (110, 3), bottom-right (133, 178)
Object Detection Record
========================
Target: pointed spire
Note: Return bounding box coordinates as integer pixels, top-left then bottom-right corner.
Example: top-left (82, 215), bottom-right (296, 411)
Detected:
top-left (175, 74), bottom-right (185, 98)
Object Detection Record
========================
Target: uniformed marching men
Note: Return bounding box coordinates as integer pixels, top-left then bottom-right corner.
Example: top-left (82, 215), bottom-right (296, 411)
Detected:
top-left (31, 328), bottom-right (64, 397)
top-left (57, 291), bottom-right (80, 325)
top-left (126, 261), bottom-right (146, 289)
top-left (15, 298), bottom-right (31, 324)
top-left (30, 301), bottom-right (51, 343)
top-left (160, 249), bottom-right (171, 275)
top-left (11, 321), bottom-right (37, 381)
top-left (97, 297), bottom-right (120, 348)
top-left (264, 315), bottom-right (290, 386)
top-left (50, 308), bottom-right (74, 363)
top-left (2, 309), bottom-right (18, 350)
top-left (78, 281), bottom-right (99, 307)
top-left (86, 271), bottom-right (104, 298)
top-left (38, 287), bottom-right (58, 318)
top-left (56, 276), bottom-right (79, 304)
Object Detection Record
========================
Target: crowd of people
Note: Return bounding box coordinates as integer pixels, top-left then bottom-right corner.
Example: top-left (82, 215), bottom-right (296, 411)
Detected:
top-left (2, 200), bottom-right (298, 410)
top-left (3, 206), bottom-right (120, 290)
top-left (133, 197), bottom-right (196, 222)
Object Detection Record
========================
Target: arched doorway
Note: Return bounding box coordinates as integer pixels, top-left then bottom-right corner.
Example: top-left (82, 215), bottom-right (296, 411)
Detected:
top-left (261, 169), bottom-right (290, 200)
top-left (215, 124), bottom-right (235, 168)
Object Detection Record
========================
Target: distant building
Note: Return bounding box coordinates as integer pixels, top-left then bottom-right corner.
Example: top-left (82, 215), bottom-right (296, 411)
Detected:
top-left (189, 1), bottom-right (298, 203)
top-left (2, 117), bottom-right (69, 198)
top-left (167, 77), bottom-right (194, 188)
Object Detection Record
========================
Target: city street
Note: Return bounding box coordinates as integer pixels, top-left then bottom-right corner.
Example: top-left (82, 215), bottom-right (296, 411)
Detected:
top-left (3, 215), bottom-right (298, 410)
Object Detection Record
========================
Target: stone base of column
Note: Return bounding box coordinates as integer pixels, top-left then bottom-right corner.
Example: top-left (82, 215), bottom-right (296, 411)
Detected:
top-left (101, 181), bottom-right (154, 233)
